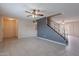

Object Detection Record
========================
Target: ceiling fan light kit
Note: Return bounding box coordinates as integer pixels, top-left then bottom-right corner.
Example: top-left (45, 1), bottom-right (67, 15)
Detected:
top-left (33, 20), bottom-right (37, 23)
top-left (32, 14), bottom-right (37, 18)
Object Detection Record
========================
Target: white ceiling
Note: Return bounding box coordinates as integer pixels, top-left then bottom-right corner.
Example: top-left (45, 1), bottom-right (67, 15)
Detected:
top-left (0, 3), bottom-right (79, 22)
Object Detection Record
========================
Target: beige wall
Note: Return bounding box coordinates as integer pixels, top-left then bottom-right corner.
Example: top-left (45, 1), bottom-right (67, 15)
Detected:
top-left (18, 19), bottom-right (37, 38)
top-left (0, 16), bottom-right (37, 41)
top-left (65, 21), bottom-right (79, 37)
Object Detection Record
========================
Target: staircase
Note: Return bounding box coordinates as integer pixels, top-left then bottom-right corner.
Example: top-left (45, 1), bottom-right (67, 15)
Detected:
top-left (37, 17), bottom-right (68, 45)
top-left (47, 23), bottom-right (68, 45)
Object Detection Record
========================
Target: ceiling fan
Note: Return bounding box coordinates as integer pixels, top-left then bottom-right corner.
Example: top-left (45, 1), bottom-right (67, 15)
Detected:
top-left (25, 9), bottom-right (44, 18)
top-left (25, 9), bottom-right (62, 23)
top-left (25, 9), bottom-right (44, 23)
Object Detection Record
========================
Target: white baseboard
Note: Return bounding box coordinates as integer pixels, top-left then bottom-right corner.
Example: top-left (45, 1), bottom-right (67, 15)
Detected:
top-left (18, 36), bottom-right (66, 46)
top-left (18, 36), bottom-right (37, 39)
top-left (38, 37), bottom-right (66, 46)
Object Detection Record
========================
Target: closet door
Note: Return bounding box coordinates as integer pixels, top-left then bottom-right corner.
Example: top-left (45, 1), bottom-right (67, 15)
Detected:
top-left (3, 17), bottom-right (17, 39)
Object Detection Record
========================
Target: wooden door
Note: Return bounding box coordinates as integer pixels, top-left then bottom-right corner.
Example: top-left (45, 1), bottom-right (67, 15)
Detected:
top-left (3, 17), bottom-right (18, 39)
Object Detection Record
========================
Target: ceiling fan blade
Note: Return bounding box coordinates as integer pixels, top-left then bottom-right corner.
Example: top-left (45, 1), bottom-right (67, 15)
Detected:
top-left (37, 14), bottom-right (44, 16)
top-left (27, 15), bottom-right (32, 17)
top-left (25, 11), bottom-right (32, 14)
top-left (48, 13), bottom-right (62, 18)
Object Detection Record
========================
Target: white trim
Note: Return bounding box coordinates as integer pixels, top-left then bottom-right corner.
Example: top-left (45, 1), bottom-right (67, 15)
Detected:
top-left (38, 37), bottom-right (66, 46)
top-left (18, 36), bottom-right (37, 39)
top-left (18, 36), bottom-right (66, 46)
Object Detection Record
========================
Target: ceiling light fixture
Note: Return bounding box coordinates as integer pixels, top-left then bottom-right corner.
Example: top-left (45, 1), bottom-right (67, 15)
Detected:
top-left (32, 14), bottom-right (37, 18)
